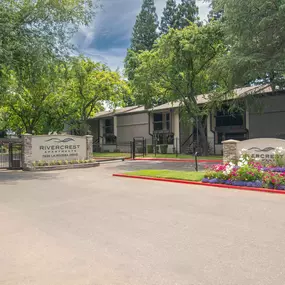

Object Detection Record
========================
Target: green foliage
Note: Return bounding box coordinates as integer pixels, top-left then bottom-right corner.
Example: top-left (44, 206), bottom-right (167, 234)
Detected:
top-left (147, 144), bottom-right (153, 154)
top-left (131, 23), bottom-right (226, 154)
top-left (65, 56), bottom-right (130, 135)
top-left (160, 0), bottom-right (178, 35)
top-left (176, 0), bottom-right (199, 29)
top-left (160, 144), bottom-right (168, 154)
top-left (0, 0), bottom-right (96, 77)
top-left (213, 0), bottom-right (285, 88)
top-left (1, 55), bottom-right (68, 134)
top-left (130, 0), bottom-right (158, 52)
top-left (125, 0), bottom-right (159, 82)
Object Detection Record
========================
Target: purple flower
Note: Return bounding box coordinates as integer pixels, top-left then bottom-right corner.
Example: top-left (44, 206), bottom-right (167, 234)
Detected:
top-left (209, 178), bottom-right (219, 184)
top-left (232, 181), bottom-right (246, 186)
top-left (202, 178), bottom-right (210, 183)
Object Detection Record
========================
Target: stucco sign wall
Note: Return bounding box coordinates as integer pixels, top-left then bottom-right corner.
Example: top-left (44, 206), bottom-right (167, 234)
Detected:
top-left (237, 138), bottom-right (285, 160)
top-left (31, 135), bottom-right (87, 162)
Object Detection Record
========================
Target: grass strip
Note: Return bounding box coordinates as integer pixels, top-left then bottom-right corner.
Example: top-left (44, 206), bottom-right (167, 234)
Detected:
top-left (124, 169), bottom-right (205, 181)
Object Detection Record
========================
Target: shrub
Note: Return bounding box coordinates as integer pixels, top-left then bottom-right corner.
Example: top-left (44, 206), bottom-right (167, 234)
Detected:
top-left (147, 145), bottom-right (153, 154)
top-left (160, 144), bottom-right (168, 154)
top-left (103, 150), bottom-right (110, 153)
top-left (113, 149), bottom-right (120, 153)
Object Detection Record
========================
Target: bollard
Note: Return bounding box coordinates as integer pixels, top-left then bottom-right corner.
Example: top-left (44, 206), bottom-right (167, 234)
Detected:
top-left (194, 151), bottom-right (198, 172)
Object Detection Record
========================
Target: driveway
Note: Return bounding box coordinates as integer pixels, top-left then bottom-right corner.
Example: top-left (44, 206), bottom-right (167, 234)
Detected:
top-left (1, 163), bottom-right (285, 285)
top-left (99, 159), bottom-right (216, 172)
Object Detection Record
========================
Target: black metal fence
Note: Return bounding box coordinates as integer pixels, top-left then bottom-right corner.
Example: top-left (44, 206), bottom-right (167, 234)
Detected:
top-left (93, 141), bottom-right (132, 159)
top-left (0, 139), bottom-right (23, 169)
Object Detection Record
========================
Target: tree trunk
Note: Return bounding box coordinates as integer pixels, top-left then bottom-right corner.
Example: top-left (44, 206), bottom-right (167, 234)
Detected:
top-left (197, 118), bottom-right (208, 156)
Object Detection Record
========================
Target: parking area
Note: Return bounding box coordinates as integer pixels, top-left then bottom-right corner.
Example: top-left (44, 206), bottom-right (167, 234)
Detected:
top-left (1, 162), bottom-right (285, 285)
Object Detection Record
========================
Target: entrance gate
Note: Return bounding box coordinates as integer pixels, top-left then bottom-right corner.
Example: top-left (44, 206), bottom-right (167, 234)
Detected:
top-left (0, 139), bottom-right (23, 170)
top-left (132, 137), bottom-right (146, 159)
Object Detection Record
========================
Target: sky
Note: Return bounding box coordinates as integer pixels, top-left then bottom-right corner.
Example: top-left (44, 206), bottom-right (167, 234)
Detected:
top-left (73, 0), bottom-right (210, 71)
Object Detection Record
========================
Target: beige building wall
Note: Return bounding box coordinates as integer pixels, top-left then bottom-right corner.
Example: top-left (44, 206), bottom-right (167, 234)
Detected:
top-left (117, 112), bottom-right (151, 144)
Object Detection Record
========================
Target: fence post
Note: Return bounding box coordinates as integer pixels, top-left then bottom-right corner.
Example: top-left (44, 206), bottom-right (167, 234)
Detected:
top-left (8, 142), bottom-right (12, 169)
top-left (195, 151), bottom-right (198, 172)
top-left (132, 138), bottom-right (136, 160)
top-left (130, 141), bottom-right (132, 158)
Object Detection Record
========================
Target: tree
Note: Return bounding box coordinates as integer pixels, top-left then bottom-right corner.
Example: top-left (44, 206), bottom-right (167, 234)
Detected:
top-left (0, 0), bottom-right (97, 97)
top-left (176, 0), bottom-right (199, 29)
top-left (213, 0), bottom-right (285, 88)
top-left (160, 0), bottom-right (178, 35)
top-left (66, 57), bottom-right (130, 135)
top-left (131, 23), bottom-right (226, 155)
top-left (125, 0), bottom-right (158, 81)
top-left (207, 1), bottom-right (223, 21)
top-left (1, 53), bottom-right (69, 134)
top-left (130, 0), bottom-right (158, 52)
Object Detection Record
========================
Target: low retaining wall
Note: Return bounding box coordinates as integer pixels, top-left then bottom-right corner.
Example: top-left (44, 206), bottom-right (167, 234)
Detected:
top-left (31, 162), bottom-right (99, 171)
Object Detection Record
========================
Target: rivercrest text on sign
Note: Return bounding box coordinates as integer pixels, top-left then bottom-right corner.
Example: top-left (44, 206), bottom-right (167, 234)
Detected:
top-left (31, 136), bottom-right (87, 162)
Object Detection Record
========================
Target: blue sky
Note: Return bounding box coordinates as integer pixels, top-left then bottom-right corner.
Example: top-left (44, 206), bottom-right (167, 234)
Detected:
top-left (73, 0), bottom-right (210, 71)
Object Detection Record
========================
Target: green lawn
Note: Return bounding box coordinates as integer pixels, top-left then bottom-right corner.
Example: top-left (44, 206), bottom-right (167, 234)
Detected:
top-left (93, 152), bottom-right (222, 160)
top-left (125, 169), bottom-right (205, 181)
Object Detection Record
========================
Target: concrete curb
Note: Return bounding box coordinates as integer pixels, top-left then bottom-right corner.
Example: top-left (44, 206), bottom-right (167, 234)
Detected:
top-left (112, 174), bottom-right (285, 195)
top-left (134, 158), bottom-right (223, 163)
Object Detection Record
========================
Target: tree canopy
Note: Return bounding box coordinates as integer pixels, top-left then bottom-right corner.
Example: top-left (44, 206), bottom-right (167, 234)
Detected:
top-left (130, 0), bottom-right (158, 52)
top-left (160, 0), bottom-right (178, 35)
top-left (131, 23), bottom-right (226, 154)
top-left (213, 0), bottom-right (285, 88)
top-left (176, 0), bottom-right (199, 29)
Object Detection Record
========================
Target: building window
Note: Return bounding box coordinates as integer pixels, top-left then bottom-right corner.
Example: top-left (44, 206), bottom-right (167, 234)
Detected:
top-left (216, 105), bottom-right (244, 127)
top-left (217, 132), bottom-right (247, 144)
top-left (104, 118), bottom-right (114, 134)
top-left (103, 118), bottom-right (116, 144)
top-left (153, 113), bottom-right (163, 131)
top-left (153, 112), bottom-right (171, 131)
top-left (166, 113), bottom-right (170, 130)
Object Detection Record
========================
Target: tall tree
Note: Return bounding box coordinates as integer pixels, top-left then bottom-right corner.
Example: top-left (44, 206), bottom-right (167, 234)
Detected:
top-left (214, 0), bottom-right (285, 88)
top-left (124, 0), bottom-right (158, 82)
top-left (160, 0), bottom-right (178, 35)
top-left (131, 23), bottom-right (226, 155)
top-left (176, 0), bottom-right (199, 29)
top-left (130, 0), bottom-right (159, 52)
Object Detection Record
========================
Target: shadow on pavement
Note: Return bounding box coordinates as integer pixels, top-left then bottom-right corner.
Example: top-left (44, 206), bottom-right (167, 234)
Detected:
top-left (101, 160), bottom-right (218, 172)
top-left (0, 170), bottom-right (61, 184)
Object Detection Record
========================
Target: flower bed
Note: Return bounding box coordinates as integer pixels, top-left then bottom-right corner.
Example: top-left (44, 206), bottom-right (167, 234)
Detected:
top-left (30, 159), bottom-right (99, 171)
top-left (203, 148), bottom-right (285, 190)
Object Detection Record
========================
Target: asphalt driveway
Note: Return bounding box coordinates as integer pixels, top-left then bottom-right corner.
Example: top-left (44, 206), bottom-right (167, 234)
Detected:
top-left (1, 163), bottom-right (285, 285)
top-left (99, 159), bottom-right (216, 172)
